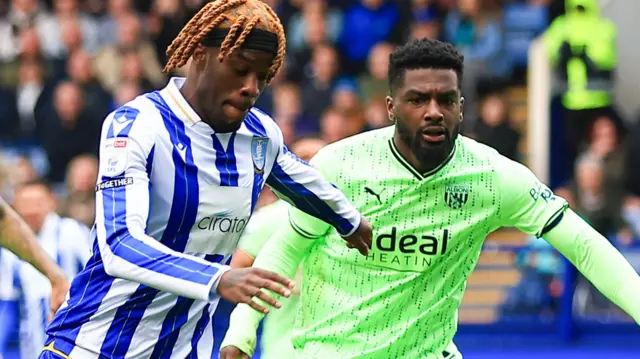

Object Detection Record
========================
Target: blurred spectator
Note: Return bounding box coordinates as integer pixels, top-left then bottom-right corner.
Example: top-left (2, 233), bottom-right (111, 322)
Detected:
top-left (38, 81), bottom-right (101, 182)
top-left (409, 14), bottom-right (440, 41)
top-left (503, 0), bottom-right (549, 74)
top-left (582, 116), bottom-right (627, 200)
top-left (59, 154), bottom-right (97, 226)
top-left (501, 235), bottom-right (562, 316)
top-left (0, 26), bottom-right (49, 87)
top-left (444, 0), bottom-right (508, 130)
top-left (0, 0), bottom-right (57, 62)
top-left (94, 12), bottom-right (165, 93)
top-left (114, 80), bottom-right (141, 107)
top-left (66, 49), bottom-right (112, 117)
top-left (558, 154), bottom-right (632, 245)
top-left (339, 0), bottom-right (401, 75)
top-left (331, 80), bottom-right (368, 140)
top-left (544, 0), bottom-right (620, 182)
top-left (93, 0), bottom-right (137, 47)
top-left (15, 59), bottom-right (48, 138)
top-left (287, 0), bottom-right (342, 54)
top-left (358, 42), bottom-right (393, 102)
top-left (320, 107), bottom-right (353, 144)
top-left (119, 49), bottom-right (156, 93)
top-left (11, 155), bottom-right (37, 188)
top-left (363, 97), bottom-right (389, 130)
top-left (473, 91), bottom-right (520, 161)
top-left (272, 83), bottom-right (312, 140)
top-left (52, 0), bottom-right (101, 56)
top-left (625, 119), bottom-right (640, 199)
top-left (147, 0), bottom-right (189, 66)
top-left (300, 43), bottom-right (340, 130)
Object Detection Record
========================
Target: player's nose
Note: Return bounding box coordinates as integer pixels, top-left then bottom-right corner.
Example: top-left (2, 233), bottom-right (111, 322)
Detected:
top-left (240, 73), bottom-right (260, 99)
top-left (423, 100), bottom-right (444, 122)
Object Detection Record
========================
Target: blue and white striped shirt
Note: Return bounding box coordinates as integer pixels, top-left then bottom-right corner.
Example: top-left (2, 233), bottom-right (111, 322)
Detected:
top-left (45, 77), bottom-right (360, 359)
top-left (0, 213), bottom-right (90, 359)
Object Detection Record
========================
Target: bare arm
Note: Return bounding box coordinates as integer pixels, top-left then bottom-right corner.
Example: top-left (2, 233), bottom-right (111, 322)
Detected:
top-left (0, 197), bottom-right (69, 318)
top-left (0, 197), bottom-right (66, 285)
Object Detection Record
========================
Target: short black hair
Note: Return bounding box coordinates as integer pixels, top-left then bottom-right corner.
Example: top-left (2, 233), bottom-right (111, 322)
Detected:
top-left (388, 38), bottom-right (464, 94)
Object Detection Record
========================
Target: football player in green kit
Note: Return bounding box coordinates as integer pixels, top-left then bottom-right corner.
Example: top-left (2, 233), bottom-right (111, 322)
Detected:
top-left (221, 38), bottom-right (640, 359)
top-left (230, 137), bottom-right (326, 359)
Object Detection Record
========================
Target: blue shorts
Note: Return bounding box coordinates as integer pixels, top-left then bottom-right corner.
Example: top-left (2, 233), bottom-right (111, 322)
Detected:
top-left (38, 343), bottom-right (69, 359)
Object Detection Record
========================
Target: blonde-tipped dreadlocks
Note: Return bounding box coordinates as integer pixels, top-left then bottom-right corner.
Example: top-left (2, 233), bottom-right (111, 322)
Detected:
top-left (163, 0), bottom-right (286, 83)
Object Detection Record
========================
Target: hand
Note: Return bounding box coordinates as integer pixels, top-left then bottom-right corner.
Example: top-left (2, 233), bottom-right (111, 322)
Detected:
top-left (220, 346), bottom-right (250, 359)
top-left (217, 268), bottom-right (295, 314)
top-left (344, 215), bottom-right (373, 256)
top-left (48, 275), bottom-right (70, 321)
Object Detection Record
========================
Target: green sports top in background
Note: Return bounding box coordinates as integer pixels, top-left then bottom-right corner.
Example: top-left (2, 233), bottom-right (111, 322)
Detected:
top-left (237, 200), bottom-right (299, 359)
top-left (288, 126), bottom-right (568, 358)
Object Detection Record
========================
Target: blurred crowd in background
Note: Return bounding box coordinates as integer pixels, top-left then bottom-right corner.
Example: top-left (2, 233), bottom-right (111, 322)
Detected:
top-left (0, 0), bottom-right (639, 322)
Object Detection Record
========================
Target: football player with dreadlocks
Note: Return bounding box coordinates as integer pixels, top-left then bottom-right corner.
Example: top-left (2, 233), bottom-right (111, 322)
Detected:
top-left (40, 1), bottom-right (371, 358)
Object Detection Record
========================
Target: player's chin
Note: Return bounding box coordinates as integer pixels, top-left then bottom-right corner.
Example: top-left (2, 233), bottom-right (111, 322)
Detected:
top-left (222, 104), bottom-right (249, 123)
top-left (219, 106), bottom-right (248, 131)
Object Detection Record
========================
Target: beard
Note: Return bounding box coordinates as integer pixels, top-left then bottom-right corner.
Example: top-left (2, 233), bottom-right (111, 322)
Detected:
top-left (396, 120), bottom-right (460, 173)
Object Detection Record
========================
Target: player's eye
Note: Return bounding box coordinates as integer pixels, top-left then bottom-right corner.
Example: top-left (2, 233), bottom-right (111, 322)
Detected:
top-left (234, 67), bottom-right (249, 77)
top-left (408, 98), bottom-right (423, 105)
top-left (439, 97), bottom-right (457, 105)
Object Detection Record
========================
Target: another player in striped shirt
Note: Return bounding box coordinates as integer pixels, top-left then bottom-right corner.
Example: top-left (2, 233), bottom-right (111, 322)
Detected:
top-left (41, 1), bottom-right (372, 358)
top-left (0, 180), bottom-right (91, 359)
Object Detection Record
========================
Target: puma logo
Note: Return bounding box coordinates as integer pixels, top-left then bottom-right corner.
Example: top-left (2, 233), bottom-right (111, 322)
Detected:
top-left (364, 186), bottom-right (384, 204)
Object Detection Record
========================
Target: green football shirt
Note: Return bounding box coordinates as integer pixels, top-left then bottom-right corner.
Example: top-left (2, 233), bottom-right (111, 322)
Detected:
top-left (287, 126), bottom-right (568, 359)
top-left (237, 200), bottom-right (300, 359)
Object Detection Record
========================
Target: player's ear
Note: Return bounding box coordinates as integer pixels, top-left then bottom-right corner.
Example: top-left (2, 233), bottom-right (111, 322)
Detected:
top-left (385, 95), bottom-right (396, 123)
top-left (459, 96), bottom-right (465, 123)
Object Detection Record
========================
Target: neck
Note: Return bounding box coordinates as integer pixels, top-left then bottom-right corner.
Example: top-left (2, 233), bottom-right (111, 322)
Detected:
top-left (179, 77), bottom-right (208, 124)
top-left (392, 132), bottom-right (442, 174)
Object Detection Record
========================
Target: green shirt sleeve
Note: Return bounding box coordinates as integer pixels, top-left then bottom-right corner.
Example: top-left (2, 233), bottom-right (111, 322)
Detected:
top-left (238, 201), bottom-right (289, 258)
top-left (496, 157), bottom-right (568, 236)
top-left (543, 209), bottom-right (640, 324)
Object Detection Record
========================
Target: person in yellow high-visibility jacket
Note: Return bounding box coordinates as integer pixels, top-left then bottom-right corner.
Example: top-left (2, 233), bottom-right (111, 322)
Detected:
top-left (544, 0), bottom-right (623, 178)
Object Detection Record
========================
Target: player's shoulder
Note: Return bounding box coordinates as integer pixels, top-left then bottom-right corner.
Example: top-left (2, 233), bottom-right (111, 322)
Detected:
top-left (458, 136), bottom-right (536, 184)
top-left (315, 126), bottom-right (394, 161)
top-left (103, 92), bottom-right (165, 138)
top-left (457, 136), bottom-right (516, 167)
top-left (245, 107), bottom-right (280, 139)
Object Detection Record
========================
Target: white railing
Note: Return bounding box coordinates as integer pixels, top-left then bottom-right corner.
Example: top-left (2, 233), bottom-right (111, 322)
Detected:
top-left (526, 37), bottom-right (551, 183)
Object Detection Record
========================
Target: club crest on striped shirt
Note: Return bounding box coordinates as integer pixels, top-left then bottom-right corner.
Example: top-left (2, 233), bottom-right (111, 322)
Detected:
top-left (251, 136), bottom-right (269, 174)
top-left (444, 184), bottom-right (470, 209)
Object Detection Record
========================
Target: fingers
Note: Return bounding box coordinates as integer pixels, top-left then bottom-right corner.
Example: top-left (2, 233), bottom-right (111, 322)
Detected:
top-left (254, 288), bottom-right (282, 310)
top-left (251, 268), bottom-right (295, 289)
top-left (248, 275), bottom-right (292, 298)
top-left (220, 346), bottom-right (245, 359)
top-left (246, 296), bottom-right (270, 314)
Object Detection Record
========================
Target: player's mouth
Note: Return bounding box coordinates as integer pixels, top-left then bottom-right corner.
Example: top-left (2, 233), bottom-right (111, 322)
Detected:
top-left (422, 126), bottom-right (447, 143)
top-left (222, 101), bottom-right (253, 120)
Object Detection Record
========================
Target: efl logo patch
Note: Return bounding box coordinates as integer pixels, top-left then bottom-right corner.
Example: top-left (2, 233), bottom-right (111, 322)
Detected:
top-left (96, 177), bottom-right (133, 191)
top-left (444, 184), bottom-right (470, 209)
top-left (101, 138), bottom-right (128, 176)
top-left (251, 136), bottom-right (269, 174)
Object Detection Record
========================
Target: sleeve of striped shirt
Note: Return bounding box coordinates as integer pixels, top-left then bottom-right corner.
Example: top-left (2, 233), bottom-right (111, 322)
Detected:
top-left (95, 106), bottom-right (227, 302)
top-left (265, 129), bottom-right (361, 237)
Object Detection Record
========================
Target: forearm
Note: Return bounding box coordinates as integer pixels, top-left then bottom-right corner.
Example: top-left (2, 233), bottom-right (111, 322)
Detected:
top-left (99, 230), bottom-right (229, 301)
top-left (0, 199), bottom-right (65, 284)
top-left (222, 224), bottom-right (316, 355)
top-left (268, 150), bottom-right (360, 237)
top-left (543, 209), bottom-right (640, 323)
